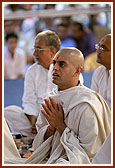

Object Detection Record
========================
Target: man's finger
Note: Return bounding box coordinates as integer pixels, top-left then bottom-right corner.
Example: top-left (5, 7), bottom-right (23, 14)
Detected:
top-left (49, 97), bottom-right (58, 111)
top-left (41, 103), bottom-right (51, 114)
top-left (44, 99), bottom-right (54, 111)
top-left (41, 109), bottom-right (49, 121)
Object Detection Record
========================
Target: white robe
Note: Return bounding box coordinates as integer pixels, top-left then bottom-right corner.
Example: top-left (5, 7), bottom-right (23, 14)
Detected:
top-left (4, 85), bottom-right (111, 164)
top-left (4, 63), bottom-right (83, 138)
top-left (91, 65), bottom-right (111, 109)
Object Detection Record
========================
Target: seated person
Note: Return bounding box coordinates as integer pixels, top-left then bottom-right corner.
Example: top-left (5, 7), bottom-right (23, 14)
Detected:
top-left (91, 34), bottom-right (111, 109)
top-left (4, 48), bottom-right (111, 164)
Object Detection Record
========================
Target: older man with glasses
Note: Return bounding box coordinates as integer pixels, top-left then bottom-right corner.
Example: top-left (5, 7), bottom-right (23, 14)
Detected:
top-left (91, 34), bottom-right (111, 109)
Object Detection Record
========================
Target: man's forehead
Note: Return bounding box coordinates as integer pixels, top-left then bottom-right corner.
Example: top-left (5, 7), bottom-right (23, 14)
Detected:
top-left (54, 53), bottom-right (67, 61)
top-left (34, 38), bottom-right (45, 46)
top-left (100, 37), bottom-right (111, 47)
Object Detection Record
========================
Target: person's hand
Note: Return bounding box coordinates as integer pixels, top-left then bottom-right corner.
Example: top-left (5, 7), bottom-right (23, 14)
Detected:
top-left (41, 97), bottom-right (66, 136)
top-left (26, 114), bottom-right (37, 134)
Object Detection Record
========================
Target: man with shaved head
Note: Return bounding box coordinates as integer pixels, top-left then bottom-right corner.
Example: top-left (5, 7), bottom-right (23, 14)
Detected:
top-left (5, 47), bottom-right (111, 164)
top-left (91, 34), bottom-right (111, 109)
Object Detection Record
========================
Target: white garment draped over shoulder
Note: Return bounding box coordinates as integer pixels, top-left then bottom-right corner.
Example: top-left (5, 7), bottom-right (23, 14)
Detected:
top-left (91, 65), bottom-right (111, 109)
top-left (4, 85), bottom-right (111, 164)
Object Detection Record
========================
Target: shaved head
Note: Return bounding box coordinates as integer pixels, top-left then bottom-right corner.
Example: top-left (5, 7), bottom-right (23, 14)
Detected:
top-left (54, 47), bottom-right (84, 68)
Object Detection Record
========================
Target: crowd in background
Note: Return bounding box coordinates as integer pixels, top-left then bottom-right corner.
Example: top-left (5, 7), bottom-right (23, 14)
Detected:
top-left (4, 3), bottom-right (111, 79)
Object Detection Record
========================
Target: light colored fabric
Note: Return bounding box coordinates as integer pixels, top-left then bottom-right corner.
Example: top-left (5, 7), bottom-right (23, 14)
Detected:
top-left (92, 132), bottom-right (111, 164)
top-left (4, 63), bottom-right (83, 137)
top-left (4, 85), bottom-right (111, 164)
top-left (91, 65), bottom-right (111, 109)
top-left (4, 46), bottom-right (26, 80)
top-left (4, 119), bottom-right (20, 160)
top-left (4, 63), bottom-right (55, 137)
top-left (4, 106), bottom-right (35, 138)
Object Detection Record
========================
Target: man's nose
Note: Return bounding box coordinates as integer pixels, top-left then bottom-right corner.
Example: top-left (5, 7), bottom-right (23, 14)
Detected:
top-left (96, 48), bottom-right (101, 53)
top-left (33, 50), bottom-right (38, 57)
top-left (53, 63), bottom-right (59, 70)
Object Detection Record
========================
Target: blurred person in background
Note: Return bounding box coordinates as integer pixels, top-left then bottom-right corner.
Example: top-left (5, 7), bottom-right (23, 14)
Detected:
top-left (4, 33), bottom-right (26, 80)
top-left (56, 23), bottom-right (77, 48)
top-left (4, 19), bottom-right (35, 65)
top-left (71, 22), bottom-right (97, 58)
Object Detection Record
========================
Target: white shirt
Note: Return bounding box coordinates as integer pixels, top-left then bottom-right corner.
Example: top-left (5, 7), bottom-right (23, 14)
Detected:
top-left (22, 63), bottom-right (55, 116)
top-left (4, 46), bottom-right (26, 80)
top-left (91, 65), bottom-right (111, 109)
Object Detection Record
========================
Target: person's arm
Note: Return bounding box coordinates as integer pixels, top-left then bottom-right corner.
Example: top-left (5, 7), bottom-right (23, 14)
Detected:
top-left (18, 74), bottom-right (24, 79)
top-left (41, 97), bottom-right (66, 137)
top-left (22, 67), bottom-right (41, 116)
top-left (25, 114), bottom-right (37, 134)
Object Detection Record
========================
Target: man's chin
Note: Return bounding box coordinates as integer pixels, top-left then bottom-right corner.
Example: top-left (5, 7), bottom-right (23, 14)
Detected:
top-left (96, 58), bottom-right (101, 64)
top-left (52, 79), bottom-right (58, 85)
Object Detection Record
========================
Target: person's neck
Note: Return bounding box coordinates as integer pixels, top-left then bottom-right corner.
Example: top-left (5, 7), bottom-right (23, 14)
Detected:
top-left (58, 80), bottom-right (80, 91)
top-left (10, 52), bottom-right (14, 59)
top-left (105, 65), bottom-right (111, 70)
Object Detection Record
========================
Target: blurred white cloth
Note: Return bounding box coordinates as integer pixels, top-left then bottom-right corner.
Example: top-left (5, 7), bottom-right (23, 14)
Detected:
top-left (91, 65), bottom-right (111, 109)
top-left (92, 132), bottom-right (111, 164)
top-left (4, 119), bottom-right (20, 160)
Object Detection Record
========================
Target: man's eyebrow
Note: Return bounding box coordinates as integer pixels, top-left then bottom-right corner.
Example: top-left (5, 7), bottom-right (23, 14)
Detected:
top-left (59, 61), bottom-right (66, 64)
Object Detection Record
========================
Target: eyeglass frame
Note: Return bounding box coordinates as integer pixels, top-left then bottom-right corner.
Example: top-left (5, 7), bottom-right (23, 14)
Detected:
top-left (32, 47), bottom-right (49, 53)
top-left (95, 44), bottom-right (105, 51)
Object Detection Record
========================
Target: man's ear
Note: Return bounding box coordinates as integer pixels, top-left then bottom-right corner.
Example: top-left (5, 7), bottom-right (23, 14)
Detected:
top-left (74, 67), bottom-right (82, 76)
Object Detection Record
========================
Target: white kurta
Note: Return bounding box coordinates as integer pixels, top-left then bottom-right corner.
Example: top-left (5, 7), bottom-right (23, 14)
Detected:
top-left (4, 46), bottom-right (26, 80)
top-left (4, 63), bottom-right (84, 138)
top-left (91, 65), bottom-right (111, 109)
top-left (4, 85), bottom-right (111, 164)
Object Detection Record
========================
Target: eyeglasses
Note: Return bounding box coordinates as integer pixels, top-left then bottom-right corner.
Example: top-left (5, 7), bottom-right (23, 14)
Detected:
top-left (95, 44), bottom-right (105, 51)
top-left (32, 47), bottom-right (48, 53)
